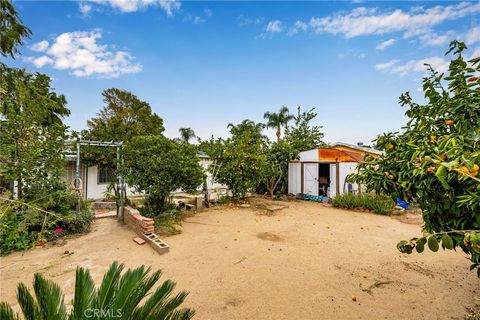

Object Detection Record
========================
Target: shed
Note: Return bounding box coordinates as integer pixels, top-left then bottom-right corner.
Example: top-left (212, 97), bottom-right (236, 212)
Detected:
top-left (288, 143), bottom-right (381, 198)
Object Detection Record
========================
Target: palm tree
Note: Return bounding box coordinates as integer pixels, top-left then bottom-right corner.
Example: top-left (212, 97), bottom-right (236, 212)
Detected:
top-left (179, 127), bottom-right (196, 143)
top-left (0, 261), bottom-right (195, 320)
top-left (263, 106), bottom-right (293, 142)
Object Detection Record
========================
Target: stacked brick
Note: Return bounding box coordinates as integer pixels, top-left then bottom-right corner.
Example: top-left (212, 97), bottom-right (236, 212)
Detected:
top-left (124, 206), bottom-right (169, 254)
top-left (125, 206), bottom-right (155, 235)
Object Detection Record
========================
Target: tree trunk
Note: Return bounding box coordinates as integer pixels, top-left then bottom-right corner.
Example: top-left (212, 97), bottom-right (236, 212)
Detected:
top-left (276, 126), bottom-right (281, 142)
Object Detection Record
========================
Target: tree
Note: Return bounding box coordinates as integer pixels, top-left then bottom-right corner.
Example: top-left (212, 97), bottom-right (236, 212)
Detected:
top-left (85, 88), bottom-right (164, 145)
top-left (212, 120), bottom-right (267, 198)
top-left (264, 106), bottom-right (293, 142)
top-left (262, 141), bottom-right (298, 197)
top-left (122, 136), bottom-right (204, 212)
top-left (0, 261), bottom-right (195, 320)
top-left (0, 0), bottom-right (31, 58)
top-left (0, 64), bottom-right (70, 199)
top-left (179, 127), bottom-right (196, 143)
top-left (284, 106), bottom-right (326, 152)
top-left (353, 41), bottom-right (480, 275)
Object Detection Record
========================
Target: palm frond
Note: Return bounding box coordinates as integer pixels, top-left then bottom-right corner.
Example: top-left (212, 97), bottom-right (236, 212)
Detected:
top-left (95, 261), bottom-right (124, 313)
top-left (32, 273), bottom-right (67, 320)
top-left (0, 302), bottom-right (20, 320)
top-left (112, 266), bottom-right (161, 318)
top-left (70, 266), bottom-right (95, 320)
top-left (132, 279), bottom-right (176, 319)
top-left (17, 283), bottom-right (40, 320)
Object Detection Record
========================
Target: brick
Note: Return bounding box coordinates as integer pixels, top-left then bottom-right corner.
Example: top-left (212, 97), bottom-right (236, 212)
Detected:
top-left (133, 237), bottom-right (146, 245)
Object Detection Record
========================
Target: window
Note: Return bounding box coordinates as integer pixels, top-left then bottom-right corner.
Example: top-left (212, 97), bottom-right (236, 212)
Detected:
top-left (98, 166), bottom-right (114, 184)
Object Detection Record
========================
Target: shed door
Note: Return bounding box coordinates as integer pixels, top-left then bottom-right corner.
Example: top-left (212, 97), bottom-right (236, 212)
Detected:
top-left (329, 164), bottom-right (337, 198)
top-left (303, 163), bottom-right (318, 196)
top-left (288, 162), bottom-right (301, 195)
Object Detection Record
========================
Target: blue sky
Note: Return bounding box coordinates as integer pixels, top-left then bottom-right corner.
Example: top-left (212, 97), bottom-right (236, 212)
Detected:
top-left (4, 1), bottom-right (480, 144)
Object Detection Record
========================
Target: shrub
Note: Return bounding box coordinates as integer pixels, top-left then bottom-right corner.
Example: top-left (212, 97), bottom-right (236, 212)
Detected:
top-left (0, 189), bottom-right (94, 255)
top-left (0, 261), bottom-right (194, 320)
top-left (332, 193), bottom-right (395, 215)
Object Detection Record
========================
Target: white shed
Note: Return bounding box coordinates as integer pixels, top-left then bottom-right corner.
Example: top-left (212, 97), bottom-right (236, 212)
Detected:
top-left (288, 143), bottom-right (381, 198)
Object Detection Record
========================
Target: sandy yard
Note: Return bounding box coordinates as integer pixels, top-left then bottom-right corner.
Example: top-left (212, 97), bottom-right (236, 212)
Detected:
top-left (0, 200), bottom-right (478, 320)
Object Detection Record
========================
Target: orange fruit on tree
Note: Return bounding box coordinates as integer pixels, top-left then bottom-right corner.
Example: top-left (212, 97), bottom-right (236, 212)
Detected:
top-left (445, 119), bottom-right (454, 126)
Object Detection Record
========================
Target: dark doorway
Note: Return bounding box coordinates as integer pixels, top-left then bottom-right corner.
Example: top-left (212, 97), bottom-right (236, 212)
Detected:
top-left (318, 164), bottom-right (330, 196)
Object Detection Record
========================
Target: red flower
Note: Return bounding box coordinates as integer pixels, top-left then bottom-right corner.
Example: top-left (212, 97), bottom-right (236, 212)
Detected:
top-left (37, 241), bottom-right (45, 247)
top-left (54, 228), bottom-right (63, 234)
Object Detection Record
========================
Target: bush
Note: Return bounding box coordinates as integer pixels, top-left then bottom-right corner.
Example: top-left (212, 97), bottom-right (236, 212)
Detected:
top-left (0, 189), bottom-right (94, 255)
top-left (332, 193), bottom-right (395, 215)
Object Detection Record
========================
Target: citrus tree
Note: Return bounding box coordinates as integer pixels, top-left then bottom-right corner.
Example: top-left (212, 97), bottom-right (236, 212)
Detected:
top-left (212, 120), bottom-right (267, 199)
top-left (353, 41), bottom-right (480, 275)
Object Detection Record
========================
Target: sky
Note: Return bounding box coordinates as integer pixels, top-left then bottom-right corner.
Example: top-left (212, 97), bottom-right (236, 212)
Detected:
top-left (4, 0), bottom-right (480, 145)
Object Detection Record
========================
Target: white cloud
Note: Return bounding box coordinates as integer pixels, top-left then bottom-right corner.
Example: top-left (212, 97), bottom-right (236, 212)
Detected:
top-left (79, 2), bottom-right (92, 15)
top-left (309, 2), bottom-right (480, 38)
top-left (266, 20), bottom-right (282, 33)
top-left (237, 15), bottom-right (264, 27)
top-left (466, 26), bottom-right (480, 45)
top-left (419, 31), bottom-right (456, 46)
top-left (375, 38), bottom-right (395, 50)
top-left (377, 56), bottom-right (449, 76)
top-left (26, 31), bottom-right (142, 78)
top-left (30, 40), bottom-right (49, 52)
top-left (375, 60), bottom-right (398, 70)
top-left (287, 20), bottom-right (308, 36)
top-left (85, 0), bottom-right (180, 16)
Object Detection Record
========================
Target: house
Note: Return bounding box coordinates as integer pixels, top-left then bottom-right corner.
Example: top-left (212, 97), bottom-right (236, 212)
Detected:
top-left (288, 142), bottom-right (381, 198)
top-left (64, 152), bottom-right (226, 200)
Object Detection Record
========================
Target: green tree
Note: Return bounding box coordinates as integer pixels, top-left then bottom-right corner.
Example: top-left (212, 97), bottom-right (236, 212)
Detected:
top-left (353, 41), bottom-right (480, 275)
top-left (0, 261), bottom-right (194, 320)
top-left (284, 106), bottom-right (326, 152)
top-left (122, 136), bottom-right (204, 212)
top-left (262, 141), bottom-right (298, 197)
top-left (85, 88), bottom-right (164, 145)
top-left (212, 120), bottom-right (266, 198)
top-left (0, 0), bottom-right (31, 58)
top-left (179, 127), bottom-right (196, 143)
top-left (264, 106), bottom-right (293, 142)
top-left (0, 64), bottom-right (70, 199)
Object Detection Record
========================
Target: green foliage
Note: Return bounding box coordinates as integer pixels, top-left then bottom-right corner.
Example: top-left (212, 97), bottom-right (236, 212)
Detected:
top-left (0, 0), bottom-right (31, 58)
top-left (122, 136), bottom-right (204, 212)
top-left (264, 106), bottom-right (293, 142)
top-left (352, 41), bottom-right (480, 274)
top-left (82, 88), bottom-right (165, 166)
top-left (178, 127), bottom-right (196, 143)
top-left (284, 106), bottom-right (326, 152)
top-left (262, 140), bottom-right (298, 197)
top-left (332, 193), bottom-right (395, 215)
top-left (0, 261), bottom-right (195, 320)
top-left (0, 186), bottom-right (94, 255)
top-left (0, 63), bottom-right (70, 199)
top-left (212, 120), bottom-right (267, 198)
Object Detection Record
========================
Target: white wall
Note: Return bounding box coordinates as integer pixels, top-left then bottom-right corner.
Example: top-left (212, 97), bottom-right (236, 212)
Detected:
top-left (298, 149), bottom-right (318, 162)
top-left (86, 165), bottom-right (140, 200)
top-left (288, 162), bottom-right (301, 194)
top-left (339, 162), bottom-right (360, 195)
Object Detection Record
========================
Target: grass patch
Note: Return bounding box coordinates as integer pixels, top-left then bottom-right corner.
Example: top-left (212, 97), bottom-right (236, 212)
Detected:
top-left (332, 193), bottom-right (395, 215)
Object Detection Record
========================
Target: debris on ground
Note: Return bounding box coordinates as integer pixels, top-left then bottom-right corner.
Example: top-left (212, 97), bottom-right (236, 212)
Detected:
top-left (133, 237), bottom-right (146, 245)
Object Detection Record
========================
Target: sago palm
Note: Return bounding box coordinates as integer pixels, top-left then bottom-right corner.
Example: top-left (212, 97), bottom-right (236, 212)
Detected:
top-left (0, 261), bottom-right (195, 320)
top-left (263, 106), bottom-right (293, 142)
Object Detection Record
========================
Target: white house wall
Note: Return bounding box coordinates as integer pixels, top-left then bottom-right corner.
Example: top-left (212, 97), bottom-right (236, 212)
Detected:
top-left (86, 165), bottom-right (139, 200)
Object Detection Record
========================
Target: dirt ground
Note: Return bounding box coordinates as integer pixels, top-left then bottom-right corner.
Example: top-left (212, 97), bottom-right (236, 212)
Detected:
top-left (0, 200), bottom-right (478, 319)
